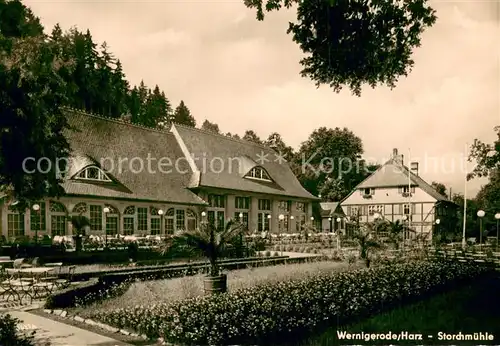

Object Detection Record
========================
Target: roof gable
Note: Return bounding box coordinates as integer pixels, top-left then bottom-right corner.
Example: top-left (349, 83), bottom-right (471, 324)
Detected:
top-left (341, 157), bottom-right (450, 203)
top-left (62, 109), bottom-right (205, 205)
top-left (172, 124), bottom-right (318, 200)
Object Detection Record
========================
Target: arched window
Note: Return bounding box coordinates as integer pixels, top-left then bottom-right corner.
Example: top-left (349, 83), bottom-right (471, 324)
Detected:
top-left (104, 204), bottom-right (119, 236)
top-left (123, 205), bottom-right (135, 235)
top-left (7, 204), bottom-right (25, 239)
top-left (165, 208), bottom-right (175, 234)
top-left (73, 203), bottom-right (87, 214)
top-left (74, 166), bottom-right (112, 182)
top-left (187, 209), bottom-right (197, 230)
top-left (150, 207), bottom-right (161, 235)
top-left (50, 201), bottom-right (67, 236)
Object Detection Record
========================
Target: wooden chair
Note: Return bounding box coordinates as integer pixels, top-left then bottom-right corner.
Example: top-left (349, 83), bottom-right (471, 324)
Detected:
top-left (54, 265), bottom-right (76, 289)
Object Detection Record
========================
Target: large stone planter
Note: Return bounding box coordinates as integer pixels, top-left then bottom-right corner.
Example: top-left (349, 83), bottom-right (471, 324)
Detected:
top-left (203, 274), bottom-right (227, 295)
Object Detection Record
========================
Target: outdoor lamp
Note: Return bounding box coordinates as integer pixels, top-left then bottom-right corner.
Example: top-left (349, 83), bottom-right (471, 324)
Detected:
top-left (239, 212), bottom-right (244, 219)
top-left (290, 216), bottom-right (294, 220)
top-left (328, 217), bottom-right (332, 221)
top-left (32, 204), bottom-right (40, 244)
top-left (310, 216), bottom-right (314, 221)
top-left (336, 217), bottom-right (341, 223)
top-left (495, 213), bottom-right (500, 249)
top-left (103, 207), bottom-right (110, 214)
top-left (477, 210), bottom-right (485, 248)
top-left (201, 211), bottom-right (206, 217)
top-left (103, 207), bottom-right (110, 247)
top-left (435, 219), bottom-right (440, 225)
top-left (279, 214), bottom-right (284, 220)
top-left (158, 209), bottom-right (164, 215)
top-left (267, 214), bottom-right (271, 219)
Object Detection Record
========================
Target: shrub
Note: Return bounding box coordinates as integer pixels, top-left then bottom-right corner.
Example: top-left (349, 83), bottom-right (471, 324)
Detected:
top-left (89, 260), bottom-right (492, 345)
top-left (273, 251), bottom-right (280, 257)
top-left (0, 313), bottom-right (36, 346)
top-left (264, 250), bottom-right (271, 257)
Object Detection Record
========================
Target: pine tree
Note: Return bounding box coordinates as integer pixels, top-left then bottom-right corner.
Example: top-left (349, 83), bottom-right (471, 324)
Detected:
top-left (173, 100), bottom-right (195, 127)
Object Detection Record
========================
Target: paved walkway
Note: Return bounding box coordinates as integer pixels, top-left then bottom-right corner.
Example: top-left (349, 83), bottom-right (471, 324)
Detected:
top-left (9, 310), bottom-right (132, 346)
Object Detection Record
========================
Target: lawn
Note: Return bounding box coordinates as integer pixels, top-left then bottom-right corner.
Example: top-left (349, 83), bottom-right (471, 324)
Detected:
top-left (296, 273), bottom-right (500, 345)
top-left (73, 260), bottom-right (362, 317)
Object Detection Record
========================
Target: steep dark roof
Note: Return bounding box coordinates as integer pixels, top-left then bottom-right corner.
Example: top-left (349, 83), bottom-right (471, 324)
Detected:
top-left (62, 109), bottom-right (206, 205)
top-left (172, 124), bottom-right (318, 200)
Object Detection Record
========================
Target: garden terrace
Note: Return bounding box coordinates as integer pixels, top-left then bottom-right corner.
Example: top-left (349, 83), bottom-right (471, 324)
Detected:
top-left (75, 260), bottom-right (491, 345)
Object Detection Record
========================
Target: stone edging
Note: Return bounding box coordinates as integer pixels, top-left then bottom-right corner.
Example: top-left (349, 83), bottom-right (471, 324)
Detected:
top-left (42, 309), bottom-right (176, 345)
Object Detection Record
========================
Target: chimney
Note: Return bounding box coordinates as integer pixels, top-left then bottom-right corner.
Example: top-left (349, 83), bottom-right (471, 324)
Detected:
top-left (392, 148), bottom-right (404, 164)
top-left (410, 162), bottom-right (419, 176)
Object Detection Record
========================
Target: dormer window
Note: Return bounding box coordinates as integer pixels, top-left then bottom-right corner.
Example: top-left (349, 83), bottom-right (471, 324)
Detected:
top-left (246, 166), bottom-right (272, 182)
top-left (361, 188), bottom-right (374, 198)
top-left (75, 166), bottom-right (112, 182)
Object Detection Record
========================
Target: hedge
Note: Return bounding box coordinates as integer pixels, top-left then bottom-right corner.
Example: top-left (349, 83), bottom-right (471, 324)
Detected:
top-left (0, 313), bottom-right (36, 346)
top-left (89, 259), bottom-right (494, 345)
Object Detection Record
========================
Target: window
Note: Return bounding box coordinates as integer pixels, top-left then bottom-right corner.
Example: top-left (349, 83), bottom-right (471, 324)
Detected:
top-left (51, 215), bottom-right (66, 236)
top-left (165, 208), bottom-right (175, 234)
top-left (123, 217), bottom-right (134, 235)
top-left (30, 202), bottom-right (46, 232)
top-left (89, 205), bottom-right (102, 231)
top-left (258, 199), bottom-right (271, 211)
top-left (8, 213), bottom-right (25, 238)
top-left (208, 210), bottom-right (225, 230)
top-left (176, 210), bottom-right (185, 232)
top-left (235, 196), bottom-right (250, 209)
top-left (106, 216), bottom-right (119, 236)
top-left (187, 209), bottom-right (197, 230)
top-left (150, 218), bottom-right (160, 235)
top-left (73, 203), bottom-right (87, 214)
top-left (137, 207), bottom-right (148, 232)
top-left (400, 186), bottom-right (416, 194)
top-left (246, 166), bottom-right (272, 181)
top-left (368, 205), bottom-right (384, 216)
top-left (296, 214), bottom-right (306, 232)
top-left (234, 212), bottom-right (249, 227)
top-left (296, 202), bottom-right (306, 213)
top-left (208, 194), bottom-right (225, 208)
top-left (403, 204), bottom-right (410, 214)
top-left (124, 206), bottom-right (135, 215)
top-left (279, 215), bottom-right (289, 233)
top-left (361, 188), bottom-right (374, 196)
top-left (349, 206), bottom-right (359, 217)
top-left (150, 207), bottom-right (161, 235)
top-left (257, 213), bottom-right (270, 232)
top-left (278, 201), bottom-right (291, 213)
top-left (75, 166), bottom-right (111, 182)
top-left (50, 201), bottom-right (67, 236)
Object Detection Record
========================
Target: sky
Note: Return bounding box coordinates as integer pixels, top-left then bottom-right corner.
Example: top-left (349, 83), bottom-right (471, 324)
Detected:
top-left (25, 0), bottom-right (499, 197)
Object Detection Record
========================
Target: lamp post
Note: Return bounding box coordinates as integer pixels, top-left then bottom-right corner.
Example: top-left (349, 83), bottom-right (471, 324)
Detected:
top-left (239, 212), bottom-right (245, 257)
top-left (328, 217), bottom-right (332, 233)
top-left (158, 209), bottom-right (164, 239)
top-left (435, 218), bottom-right (441, 244)
top-left (103, 207), bottom-right (110, 248)
top-left (278, 214), bottom-right (285, 255)
top-left (495, 213), bottom-right (500, 250)
top-left (32, 204), bottom-right (40, 245)
top-left (402, 215), bottom-right (408, 253)
top-left (477, 210), bottom-right (485, 250)
top-left (336, 217), bottom-right (342, 249)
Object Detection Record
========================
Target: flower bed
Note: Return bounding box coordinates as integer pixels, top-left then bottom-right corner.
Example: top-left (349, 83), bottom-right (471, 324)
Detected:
top-left (87, 259), bottom-right (492, 345)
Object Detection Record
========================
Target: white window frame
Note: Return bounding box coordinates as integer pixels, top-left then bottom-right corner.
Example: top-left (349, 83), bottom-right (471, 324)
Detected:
top-left (75, 166), bottom-right (112, 182)
top-left (245, 167), bottom-right (272, 182)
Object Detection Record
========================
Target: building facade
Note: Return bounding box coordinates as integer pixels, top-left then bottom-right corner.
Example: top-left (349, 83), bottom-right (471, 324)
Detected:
top-left (320, 202), bottom-right (346, 233)
top-left (0, 110), bottom-right (318, 239)
top-left (340, 148), bottom-right (458, 240)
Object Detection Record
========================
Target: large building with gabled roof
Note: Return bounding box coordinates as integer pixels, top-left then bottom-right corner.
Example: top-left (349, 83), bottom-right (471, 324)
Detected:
top-left (340, 148), bottom-right (458, 240)
top-left (0, 109), bottom-right (318, 240)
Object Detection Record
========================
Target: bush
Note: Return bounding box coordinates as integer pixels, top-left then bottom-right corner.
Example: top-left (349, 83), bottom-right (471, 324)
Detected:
top-left (89, 260), bottom-right (492, 345)
top-left (0, 313), bottom-right (36, 346)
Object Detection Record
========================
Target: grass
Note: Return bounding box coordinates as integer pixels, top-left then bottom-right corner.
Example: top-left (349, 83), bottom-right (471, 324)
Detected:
top-left (297, 273), bottom-right (500, 345)
top-left (73, 260), bottom-right (362, 317)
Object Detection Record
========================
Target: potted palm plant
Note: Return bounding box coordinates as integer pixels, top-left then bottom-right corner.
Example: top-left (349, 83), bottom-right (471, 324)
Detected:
top-left (162, 218), bottom-right (245, 295)
top-left (351, 218), bottom-right (382, 268)
top-left (71, 215), bottom-right (90, 252)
